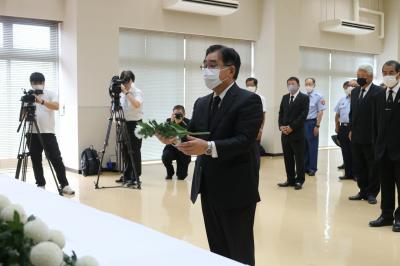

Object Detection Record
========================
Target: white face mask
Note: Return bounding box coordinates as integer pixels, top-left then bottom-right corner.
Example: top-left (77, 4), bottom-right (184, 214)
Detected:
top-left (247, 86), bottom-right (257, 92)
top-left (346, 86), bottom-right (354, 95)
top-left (203, 68), bottom-right (224, 90)
top-left (288, 85), bottom-right (298, 94)
top-left (31, 84), bottom-right (44, 90)
top-left (305, 86), bottom-right (314, 93)
top-left (383, 74), bottom-right (399, 88)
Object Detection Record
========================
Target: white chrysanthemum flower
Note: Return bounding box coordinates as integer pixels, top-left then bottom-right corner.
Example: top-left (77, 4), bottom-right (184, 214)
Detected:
top-left (49, 229), bottom-right (65, 249)
top-left (0, 203), bottom-right (27, 223)
top-left (24, 218), bottom-right (50, 244)
top-left (76, 256), bottom-right (99, 266)
top-left (30, 241), bottom-right (63, 266)
top-left (134, 127), bottom-right (143, 139)
top-left (0, 195), bottom-right (11, 212)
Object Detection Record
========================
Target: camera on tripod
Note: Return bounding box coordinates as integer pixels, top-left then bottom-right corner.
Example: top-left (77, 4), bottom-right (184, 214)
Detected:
top-left (20, 89), bottom-right (43, 104)
top-left (174, 113), bottom-right (183, 120)
top-left (109, 76), bottom-right (129, 97)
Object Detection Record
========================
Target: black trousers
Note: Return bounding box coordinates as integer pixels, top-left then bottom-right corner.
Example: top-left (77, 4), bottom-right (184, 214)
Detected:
top-left (255, 140), bottom-right (261, 173)
top-left (122, 121), bottom-right (142, 180)
top-left (282, 136), bottom-right (305, 184)
top-left (201, 196), bottom-right (256, 266)
top-left (337, 125), bottom-right (353, 178)
top-left (28, 133), bottom-right (69, 187)
top-left (379, 153), bottom-right (400, 220)
top-left (162, 145), bottom-right (191, 179)
top-left (352, 142), bottom-right (380, 197)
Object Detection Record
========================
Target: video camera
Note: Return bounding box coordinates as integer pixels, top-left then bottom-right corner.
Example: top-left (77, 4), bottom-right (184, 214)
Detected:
top-left (109, 75), bottom-right (129, 97)
top-left (20, 89), bottom-right (43, 104)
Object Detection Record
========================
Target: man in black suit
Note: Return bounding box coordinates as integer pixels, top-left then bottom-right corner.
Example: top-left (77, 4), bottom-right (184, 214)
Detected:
top-left (162, 105), bottom-right (191, 180)
top-left (158, 45), bottom-right (263, 265)
top-left (369, 60), bottom-right (400, 231)
top-left (277, 77), bottom-right (310, 190)
top-left (348, 65), bottom-right (381, 204)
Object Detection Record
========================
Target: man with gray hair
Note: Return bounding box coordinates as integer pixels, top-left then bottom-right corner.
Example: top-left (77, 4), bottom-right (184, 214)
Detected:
top-left (348, 64), bottom-right (381, 204)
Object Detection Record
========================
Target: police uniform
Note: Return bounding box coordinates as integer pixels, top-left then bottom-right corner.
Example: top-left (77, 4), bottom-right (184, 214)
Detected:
top-left (334, 95), bottom-right (353, 179)
top-left (304, 90), bottom-right (326, 174)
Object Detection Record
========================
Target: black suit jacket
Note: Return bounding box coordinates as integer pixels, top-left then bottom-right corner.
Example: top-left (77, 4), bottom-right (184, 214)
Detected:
top-left (188, 83), bottom-right (263, 210)
top-left (374, 88), bottom-right (400, 161)
top-left (278, 92), bottom-right (310, 141)
top-left (349, 84), bottom-right (381, 144)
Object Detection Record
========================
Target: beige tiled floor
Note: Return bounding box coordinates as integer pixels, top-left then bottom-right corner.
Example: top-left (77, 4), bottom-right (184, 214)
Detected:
top-left (2, 148), bottom-right (400, 266)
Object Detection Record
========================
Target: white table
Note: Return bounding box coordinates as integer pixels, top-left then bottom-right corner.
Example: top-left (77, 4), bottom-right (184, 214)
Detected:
top-left (0, 175), bottom-right (243, 266)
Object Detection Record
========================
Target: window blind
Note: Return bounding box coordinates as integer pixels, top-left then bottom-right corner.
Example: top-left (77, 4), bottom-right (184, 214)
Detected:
top-left (0, 16), bottom-right (59, 159)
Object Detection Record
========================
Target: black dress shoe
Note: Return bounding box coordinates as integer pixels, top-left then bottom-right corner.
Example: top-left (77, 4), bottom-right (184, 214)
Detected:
top-left (115, 177), bottom-right (128, 184)
top-left (349, 193), bottom-right (366, 200)
top-left (177, 176), bottom-right (187, 180)
top-left (367, 196), bottom-right (377, 205)
top-left (393, 220), bottom-right (400, 232)
top-left (294, 183), bottom-right (302, 190)
top-left (278, 181), bottom-right (294, 187)
top-left (339, 176), bottom-right (354, 180)
top-left (338, 164), bottom-right (345, 170)
top-left (308, 171), bottom-right (316, 176)
top-left (369, 216), bottom-right (393, 227)
top-left (165, 176), bottom-right (173, 180)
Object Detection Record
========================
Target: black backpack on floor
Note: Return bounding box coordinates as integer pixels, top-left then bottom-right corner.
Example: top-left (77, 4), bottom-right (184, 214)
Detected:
top-left (80, 146), bottom-right (100, 176)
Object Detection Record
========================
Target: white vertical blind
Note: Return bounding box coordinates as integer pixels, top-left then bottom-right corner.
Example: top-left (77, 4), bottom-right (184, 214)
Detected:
top-left (119, 30), bottom-right (253, 160)
top-left (299, 47), bottom-right (375, 147)
top-left (0, 17), bottom-right (59, 159)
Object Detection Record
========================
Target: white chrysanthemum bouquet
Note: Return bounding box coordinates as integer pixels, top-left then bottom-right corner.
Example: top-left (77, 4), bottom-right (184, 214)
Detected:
top-left (0, 194), bottom-right (99, 266)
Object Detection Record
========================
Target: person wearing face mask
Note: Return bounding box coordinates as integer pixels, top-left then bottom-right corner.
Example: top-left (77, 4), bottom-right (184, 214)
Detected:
top-left (348, 64), bottom-right (381, 204)
top-left (369, 60), bottom-right (400, 231)
top-left (277, 77), bottom-right (310, 190)
top-left (334, 81), bottom-right (354, 181)
top-left (303, 78), bottom-right (326, 176)
top-left (246, 77), bottom-right (267, 172)
top-left (156, 45), bottom-right (263, 266)
top-left (27, 72), bottom-right (75, 195)
top-left (162, 105), bottom-right (191, 180)
top-left (115, 70), bottom-right (144, 187)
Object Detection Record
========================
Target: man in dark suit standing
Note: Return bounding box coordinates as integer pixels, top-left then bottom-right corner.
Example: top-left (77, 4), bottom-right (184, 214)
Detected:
top-left (162, 105), bottom-right (191, 180)
top-left (277, 77), bottom-right (310, 190)
top-left (158, 45), bottom-right (263, 265)
top-left (348, 65), bottom-right (381, 204)
top-left (370, 60), bottom-right (400, 231)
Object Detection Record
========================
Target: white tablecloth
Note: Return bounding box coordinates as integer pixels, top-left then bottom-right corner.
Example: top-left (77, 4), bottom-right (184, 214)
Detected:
top-left (0, 175), bottom-right (242, 266)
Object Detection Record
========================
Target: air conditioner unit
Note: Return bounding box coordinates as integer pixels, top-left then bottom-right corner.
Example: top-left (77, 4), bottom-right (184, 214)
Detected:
top-left (163, 0), bottom-right (239, 16)
top-left (320, 19), bottom-right (376, 35)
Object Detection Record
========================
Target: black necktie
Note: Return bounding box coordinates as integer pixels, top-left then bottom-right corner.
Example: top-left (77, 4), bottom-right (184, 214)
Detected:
top-left (289, 95), bottom-right (294, 104)
top-left (387, 89), bottom-right (394, 110)
top-left (209, 96), bottom-right (221, 124)
top-left (359, 89), bottom-right (366, 99)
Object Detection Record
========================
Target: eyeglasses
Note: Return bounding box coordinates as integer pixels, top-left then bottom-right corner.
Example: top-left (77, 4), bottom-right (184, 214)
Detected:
top-left (200, 64), bottom-right (232, 70)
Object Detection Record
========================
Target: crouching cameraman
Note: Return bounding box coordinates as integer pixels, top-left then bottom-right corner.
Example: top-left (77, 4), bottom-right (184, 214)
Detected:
top-left (162, 105), bottom-right (191, 180)
top-left (28, 72), bottom-right (75, 195)
top-left (115, 70), bottom-right (144, 186)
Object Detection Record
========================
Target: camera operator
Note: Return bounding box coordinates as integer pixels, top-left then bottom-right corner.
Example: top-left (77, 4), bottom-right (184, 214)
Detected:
top-left (27, 72), bottom-right (75, 195)
top-left (115, 70), bottom-right (144, 186)
top-left (162, 105), bottom-right (191, 180)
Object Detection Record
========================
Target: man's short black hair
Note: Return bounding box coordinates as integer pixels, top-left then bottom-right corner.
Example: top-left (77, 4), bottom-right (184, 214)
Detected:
top-left (205, 45), bottom-right (241, 80)
top-left (287, 76), bottom-right (300, 85)
top-left (305, 77), bottom-right (316, 84)
top-left (173, 105), bottom-right (185, 113)
top-left (246, 77), bottom-right (258, 87)
top-left (30, 72), bottom-right (45, 84)
top-left (343, 81), bottom-right (350, 88)
top-left (120, 70), bottom-right (135, 83)
top-left (382, 60), bottom-right (400, 72)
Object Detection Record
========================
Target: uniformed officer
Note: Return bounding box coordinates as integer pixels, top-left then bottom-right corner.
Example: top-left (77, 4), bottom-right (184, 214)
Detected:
top-left (334, 81), bottom-right (355, 181)
top-left (304, 78), bottom-right (326, 176)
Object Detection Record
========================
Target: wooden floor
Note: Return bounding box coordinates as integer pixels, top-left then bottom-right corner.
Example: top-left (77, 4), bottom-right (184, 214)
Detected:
top-left (1, 148), bottom-right (399, 266)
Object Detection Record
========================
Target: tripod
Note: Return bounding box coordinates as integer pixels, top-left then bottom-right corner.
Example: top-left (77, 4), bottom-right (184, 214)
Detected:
top-left (94, 97), bottom-right (141, 190)
top-left (15, 103), bottom-right (63, 196)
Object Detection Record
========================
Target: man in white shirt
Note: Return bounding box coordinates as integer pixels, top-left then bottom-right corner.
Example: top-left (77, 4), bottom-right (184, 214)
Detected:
top-left (28, 72), bottom-right (75, 195)
top-left (115, 70), bottom-right (144, 187)
top-left (246, 77), bottom-right (266, 172)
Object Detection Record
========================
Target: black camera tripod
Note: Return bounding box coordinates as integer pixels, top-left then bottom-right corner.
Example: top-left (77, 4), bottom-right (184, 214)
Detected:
top-left (94, 96), bottom-right (141, 190)
top-left (15, 103), bottom-right (63, 196)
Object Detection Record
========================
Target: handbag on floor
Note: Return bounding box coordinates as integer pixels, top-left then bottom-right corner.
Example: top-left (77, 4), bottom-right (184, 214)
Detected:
top-left (80, 146), bottom-right (100, 176)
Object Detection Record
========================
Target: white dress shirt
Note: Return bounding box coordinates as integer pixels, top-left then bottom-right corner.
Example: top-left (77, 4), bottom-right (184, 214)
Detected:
top-left (386, 81), bottom-right (399, 100)
top-left (120, 84), bottom-right (143, 121)
top-left (33, 89), bottom-right (57, 134)
top-left (289, 89), bottom-right (300, 103)
top-left (359, 82), bottom-right (372, 98)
